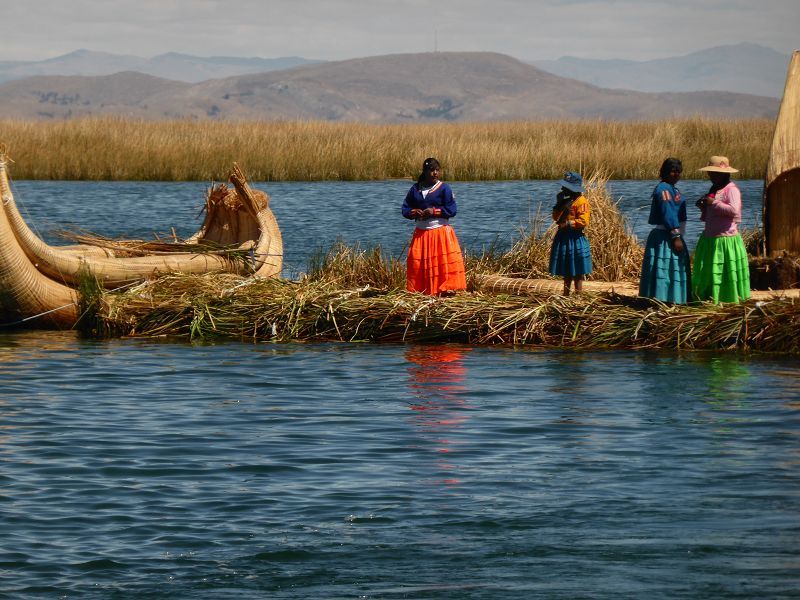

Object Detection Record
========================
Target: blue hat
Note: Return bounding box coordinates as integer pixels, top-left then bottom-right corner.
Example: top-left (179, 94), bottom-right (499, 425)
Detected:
top-left (559, 171), bottom-right (585, 193)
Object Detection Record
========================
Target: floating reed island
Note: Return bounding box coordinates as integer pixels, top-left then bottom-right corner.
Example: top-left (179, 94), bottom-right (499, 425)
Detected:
top-left (81, 173), bottom-right (800, 353)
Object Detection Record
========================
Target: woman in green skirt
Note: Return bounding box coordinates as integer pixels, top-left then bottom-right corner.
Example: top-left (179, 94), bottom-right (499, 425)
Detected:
top-left (693, 156), bottom-right (751, 303)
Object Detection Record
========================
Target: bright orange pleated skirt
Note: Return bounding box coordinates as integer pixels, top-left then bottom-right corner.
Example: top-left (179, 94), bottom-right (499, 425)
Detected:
top-left (406, 225), bottom-right (467, 295)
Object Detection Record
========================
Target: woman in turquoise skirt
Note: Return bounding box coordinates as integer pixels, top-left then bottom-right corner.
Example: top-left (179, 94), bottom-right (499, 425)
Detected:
top-left (639, 158), bottom-right (691, 303)
top-left (549, 171), bottom-right (592, 295)
top-left (692, 156), bottom-right (750, 303)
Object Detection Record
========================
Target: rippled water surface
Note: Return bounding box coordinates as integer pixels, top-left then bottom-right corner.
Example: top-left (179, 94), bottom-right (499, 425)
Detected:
top-left (2, 180), bottom-right (798, 598)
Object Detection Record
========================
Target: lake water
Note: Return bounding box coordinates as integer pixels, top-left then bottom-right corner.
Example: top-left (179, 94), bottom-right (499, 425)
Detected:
top-left (9, 178), bottom-right (765, 278)
top-left (2, 180), bottom-right (798, 598)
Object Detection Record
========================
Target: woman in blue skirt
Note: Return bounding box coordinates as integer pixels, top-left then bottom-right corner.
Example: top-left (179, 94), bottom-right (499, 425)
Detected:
top-left (549, 171), bottom-right (592, 295)
top-left (639, 157), bottom-right (691, 303)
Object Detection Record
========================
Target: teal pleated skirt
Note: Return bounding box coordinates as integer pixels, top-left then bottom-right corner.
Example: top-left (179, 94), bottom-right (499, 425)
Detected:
top-left (549, 228), bottom-right (592, 277)
top-left (639, 229), bottom-right (692, 304)
top-left (692, 234), bottom-right (750, 303)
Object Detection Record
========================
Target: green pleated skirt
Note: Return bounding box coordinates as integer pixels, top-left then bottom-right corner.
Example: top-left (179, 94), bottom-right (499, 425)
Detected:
top-left (692, 234), bottom-right (751, 303)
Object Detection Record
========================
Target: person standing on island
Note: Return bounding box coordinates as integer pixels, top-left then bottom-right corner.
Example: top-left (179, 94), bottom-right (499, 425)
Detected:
top-left (549, 171), bottom-right (592, 295)
top-left (401, 158), bottom-right (467, 296)
top-left (692, 156), bottom-right (751, 303)
top-left (639, 158), bottom-right (691, 303)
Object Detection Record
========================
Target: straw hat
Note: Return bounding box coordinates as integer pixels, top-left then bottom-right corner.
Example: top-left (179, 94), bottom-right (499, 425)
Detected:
top-left (699, 156), bottom-right (739, 173)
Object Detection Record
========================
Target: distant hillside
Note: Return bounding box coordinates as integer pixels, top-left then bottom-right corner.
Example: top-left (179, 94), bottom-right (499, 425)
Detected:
top-left (532, 43), bottom-right (790, 97)
top-left (0, 52), bottom-right (779, 122)
top-left (0, 49), bottom-right (323, 84)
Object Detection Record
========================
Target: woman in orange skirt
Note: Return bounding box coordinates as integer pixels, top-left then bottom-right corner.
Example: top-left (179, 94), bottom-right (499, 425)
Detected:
top-left (402, 158), bottom-right (467, 295)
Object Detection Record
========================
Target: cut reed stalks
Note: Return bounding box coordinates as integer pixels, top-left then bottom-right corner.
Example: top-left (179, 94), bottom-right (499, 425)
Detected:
top-left (91, 272), bottom-right (800, 353)
top-left (0, 116), bottom-right (773, 181)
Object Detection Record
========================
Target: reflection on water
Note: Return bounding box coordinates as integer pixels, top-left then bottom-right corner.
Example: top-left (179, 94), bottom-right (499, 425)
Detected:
top-left (542, 352), bottom-right (596, 428)
top-left (705, 356), bottom-right (752, 405)
top-left (405, 345), bottom-right (472, 487)
top-left (0, 330), bottom-right (81, 366)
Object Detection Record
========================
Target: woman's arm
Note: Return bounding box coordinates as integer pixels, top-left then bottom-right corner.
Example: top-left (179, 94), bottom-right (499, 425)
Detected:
top-left (438, 184), bottom-right (457, 219)
top-left (401, 187), bottom-right (419, 219)
top-left (657, 185), bottom-right (681, 231)
top-left (571, 198), bottom-right (589, 229)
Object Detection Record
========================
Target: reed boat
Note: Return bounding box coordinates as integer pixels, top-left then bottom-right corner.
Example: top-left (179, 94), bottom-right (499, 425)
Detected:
top-left (764, 50), bottom-right (800, 257)
top-left (0, 148), bottom-right (282, 328)
top-left (750, 50), bottom-right (800, 289)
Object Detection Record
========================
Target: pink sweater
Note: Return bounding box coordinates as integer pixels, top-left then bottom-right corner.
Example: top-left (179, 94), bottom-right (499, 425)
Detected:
top-left (700, 182), bottom-right (741, 237)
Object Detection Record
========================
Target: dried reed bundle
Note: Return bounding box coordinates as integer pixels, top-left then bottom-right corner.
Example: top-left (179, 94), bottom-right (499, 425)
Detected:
top-left (90, 270), bottom-right (800, 353)
top-left (55, 228), bottom-right (253, 258)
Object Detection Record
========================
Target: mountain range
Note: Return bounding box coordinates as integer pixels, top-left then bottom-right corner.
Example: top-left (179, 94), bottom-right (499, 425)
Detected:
top-left (531, 43), bottom-right (789, 98)
top-left (0, 43), bottom-right (791, 96)
top-left (0, 50), bottom-right (782, 122)
top-left (0, 49), bottom-right (321, 84)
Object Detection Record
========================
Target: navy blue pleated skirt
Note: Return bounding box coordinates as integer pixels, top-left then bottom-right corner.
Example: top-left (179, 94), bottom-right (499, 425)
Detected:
top-left (549, 228), bottom-right (592, 277)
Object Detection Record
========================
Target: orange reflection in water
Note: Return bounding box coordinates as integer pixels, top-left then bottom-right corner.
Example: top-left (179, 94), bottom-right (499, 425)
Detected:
top-left (405, 345), bottom-right (472, 487)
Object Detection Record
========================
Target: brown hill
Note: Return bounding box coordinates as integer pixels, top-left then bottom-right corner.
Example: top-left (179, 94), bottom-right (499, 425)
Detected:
top-left (0, 52), bottom-right (779, 121)
top-left (0, 71), bottom-right (190, 119)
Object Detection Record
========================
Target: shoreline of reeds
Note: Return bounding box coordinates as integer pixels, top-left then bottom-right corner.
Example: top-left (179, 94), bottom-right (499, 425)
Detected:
top-left (0, 117), bottom-right (773, 181)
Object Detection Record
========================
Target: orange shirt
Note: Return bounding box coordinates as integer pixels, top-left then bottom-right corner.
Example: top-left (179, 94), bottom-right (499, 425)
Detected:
top-left (552, 194), bottom-right (590, 230)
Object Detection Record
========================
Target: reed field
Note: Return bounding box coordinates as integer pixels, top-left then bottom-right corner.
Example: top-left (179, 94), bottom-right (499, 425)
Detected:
top-left (0, 117), bottom-right (774, 181)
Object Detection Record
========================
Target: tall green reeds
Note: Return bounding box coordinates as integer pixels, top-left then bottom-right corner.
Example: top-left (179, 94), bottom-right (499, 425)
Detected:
top-left (0, 117), bottom-right (773, 181)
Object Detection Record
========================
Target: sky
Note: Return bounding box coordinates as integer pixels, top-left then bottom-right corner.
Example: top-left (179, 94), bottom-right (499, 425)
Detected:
top-left (3, 0), bottom-right (799, 63)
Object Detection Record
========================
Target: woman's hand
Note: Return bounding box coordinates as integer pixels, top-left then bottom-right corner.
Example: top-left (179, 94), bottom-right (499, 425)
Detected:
top-left (672, 237), bottom-right (684, 253)
top-left (696, 194), bottom-right (714, 208)
top-left (410, 208), bottom-right (423, 219)
top-left (420, 207), bottom-right (436, 218)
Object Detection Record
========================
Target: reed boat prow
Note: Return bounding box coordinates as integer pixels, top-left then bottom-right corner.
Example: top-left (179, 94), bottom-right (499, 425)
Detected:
top-left (0, 147), bottom-right (283, 327)
top-left (0, 157), bottom-right (78, 328)
top-left (764, 50), bottom-right (800, 257)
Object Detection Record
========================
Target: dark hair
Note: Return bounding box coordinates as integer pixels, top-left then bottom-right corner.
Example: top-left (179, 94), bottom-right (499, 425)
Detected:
top-left (417, 157), bottom-right (441, 185)
top-left (659, 157), bottom-right (683, 180)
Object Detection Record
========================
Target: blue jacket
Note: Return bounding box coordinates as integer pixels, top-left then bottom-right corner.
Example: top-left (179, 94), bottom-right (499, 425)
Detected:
top-left (647, 182), bottom-right (686, 231)
top-left (401, 181), bottom-right (457, 219)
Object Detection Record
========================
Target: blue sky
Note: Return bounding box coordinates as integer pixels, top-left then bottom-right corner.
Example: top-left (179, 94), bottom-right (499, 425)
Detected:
top-left (4, 0), bottom-right (798, 62)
